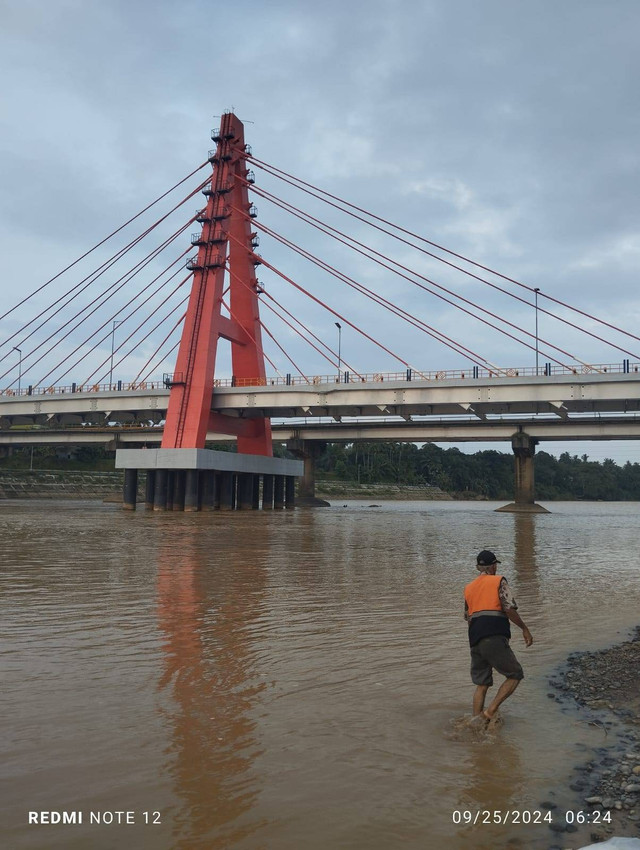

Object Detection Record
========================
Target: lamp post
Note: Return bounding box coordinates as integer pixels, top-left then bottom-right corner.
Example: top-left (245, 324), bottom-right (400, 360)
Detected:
top-left (12, 347), bottom-right (21, 393)
top-left (335, 322), bottom-right (342, 382)
top-left (534, 288), bottom-right (540, 375)
top-left (109, 321), bottom-right (122, 388)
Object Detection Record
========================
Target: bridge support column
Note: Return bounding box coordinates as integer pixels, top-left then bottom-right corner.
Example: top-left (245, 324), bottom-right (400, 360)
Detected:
top-left (166, 472), bottom-right (175, 511)
top-left (172, 471), bottom-right (186, 511)
top-left (219, 472), bottom-right (234, 511)
top-left (262, 474), bottom-right (274, 509)
top-left (184, 469), bottom-right (199, 512)
top-left (274, 475), bottom-right (285, 509)
top-left (286, 439), bottom-right (330, 506)
top-left (496, 432), bottom-right (550, 514)
top-left (201, 471), bottom-right (217, 511)
top-left (154, 469), bottom-right (168, 512)
top-left (285, 475), bottom-right (296, 509)
top-left (145, 470), bottom-right (155, 510)
top-left (252, 475), bottom-right (261, 510)
top-left (123, 469), bottom-right (137, 511)
top-left (238, 473), bottom-right (254, 509)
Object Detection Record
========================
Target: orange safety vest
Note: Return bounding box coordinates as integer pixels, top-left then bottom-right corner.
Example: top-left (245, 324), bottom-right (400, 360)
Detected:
top-left (464, 574), bottom-right (504, 617)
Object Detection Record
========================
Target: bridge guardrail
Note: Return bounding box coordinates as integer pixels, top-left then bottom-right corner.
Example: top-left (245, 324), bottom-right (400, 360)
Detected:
top-left (1, 362), bottom-right (639, 397)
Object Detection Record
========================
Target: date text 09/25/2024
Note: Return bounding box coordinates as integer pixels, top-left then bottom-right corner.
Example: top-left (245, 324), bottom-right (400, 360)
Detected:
top-left (452, 810), bottom-right (613, 826)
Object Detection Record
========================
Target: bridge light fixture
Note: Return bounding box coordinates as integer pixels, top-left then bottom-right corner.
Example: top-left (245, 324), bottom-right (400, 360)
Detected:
top-left (335, 322), bottom-right (342, 382)
top-left (534, 288), bottom-right (540, 376)
top-left (12, 347), bottom-right (21, 394)
top-left (109, 321), bottom-right (123, 389)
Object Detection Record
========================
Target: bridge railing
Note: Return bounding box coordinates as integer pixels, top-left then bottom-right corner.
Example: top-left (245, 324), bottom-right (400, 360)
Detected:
top-left (1, 361), bottom-right (639, 397)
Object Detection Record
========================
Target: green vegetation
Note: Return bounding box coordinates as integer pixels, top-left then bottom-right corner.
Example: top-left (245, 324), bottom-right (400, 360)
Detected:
top-left (2, 441), bottom-right (640, 500)
top-left (316, 442), bottom-right (640, 501)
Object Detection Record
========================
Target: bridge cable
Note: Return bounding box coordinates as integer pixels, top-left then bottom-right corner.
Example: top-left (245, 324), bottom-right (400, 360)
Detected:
top-left (245, 191), bottom-right (592, 369)
top-left (133, 311), bottom-right (188, 387)
top-left (226, 232), bottom-right (427, 378)
top-left (78, 276), bottom-right (192, 388)
top-left (258, 319), bottom-right (310, 382)
top-left (3, 224), bottom-right (193, 388)
top-left (9, 234), bottom-right (191, 387)
top-left (246, 179), bottom-right (637, 363)
top-left (36, 264), bottom-right (190, 389)
top-left (241, 216), bottom-right (507, 373)
top-left (0, 180), bottom-right (207, 361)
top-left (91, 292), bottom-right (191, 388)
top-left (223, 260), bottom-right (362, 377)
top-left (247, 155), bottom-right (640, 347)
top-left (219, 297), bottom-right (283, 378)
top-left (0, 162), bottom-right (209, 325)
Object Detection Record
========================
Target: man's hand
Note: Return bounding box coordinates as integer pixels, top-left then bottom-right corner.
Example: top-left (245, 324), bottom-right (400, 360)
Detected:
top-left (522, 627), bottom-right (533, 647)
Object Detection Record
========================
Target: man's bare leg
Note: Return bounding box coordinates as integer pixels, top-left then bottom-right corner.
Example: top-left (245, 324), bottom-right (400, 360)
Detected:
top-left (473, 684), bottom-right (490, 716)
top-left (483, 677), bottom-right (520, 719)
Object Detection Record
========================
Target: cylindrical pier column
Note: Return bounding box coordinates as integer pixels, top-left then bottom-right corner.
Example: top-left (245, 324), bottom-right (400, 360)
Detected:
top-left (201, 471), bottom-right (217, 511)
top-left (274, 475), bottom-right (285, 509)
top-left (252, 475), bottom-right (261, 510)
top-left (496, 432), bottom-right (549, 513)
top-left (513, 433), bottom-right (536, 505)
top-left (219, 472), bottom-right (234, 511)
top-left (285, 475), bottom-right (296, 509)
top-left (123, 468), bottom-right (138, 511)
top-left (154, 469), bottom-right (168, 511)
top-left (238, 473), bottom-right (254, 510)
top-left (262, 474), bottom-right (274, 509)
top-left (144, 470), bottom-right (156, 510)
top-left (184, 469), bottom-right (199, 512)
top-left (166, 472), bottom-right (175, 511)
top-left (173, 471), bottom-right (186, 511)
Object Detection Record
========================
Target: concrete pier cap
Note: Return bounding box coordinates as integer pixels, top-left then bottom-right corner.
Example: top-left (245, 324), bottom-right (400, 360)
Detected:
top-left (115, 448), bottom-right (303, 477)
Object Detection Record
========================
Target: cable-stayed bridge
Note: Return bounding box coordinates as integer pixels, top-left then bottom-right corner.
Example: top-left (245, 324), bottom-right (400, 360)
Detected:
top-left (2, 112), bottom-right (639, 511)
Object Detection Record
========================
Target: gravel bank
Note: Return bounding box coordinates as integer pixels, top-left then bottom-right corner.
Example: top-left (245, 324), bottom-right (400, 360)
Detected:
top-left (546, 626), bottom-right (640, 845)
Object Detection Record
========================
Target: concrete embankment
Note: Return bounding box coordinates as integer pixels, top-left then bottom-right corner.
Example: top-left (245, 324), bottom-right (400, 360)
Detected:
top-left (0, 470), bottom-right (125, 500)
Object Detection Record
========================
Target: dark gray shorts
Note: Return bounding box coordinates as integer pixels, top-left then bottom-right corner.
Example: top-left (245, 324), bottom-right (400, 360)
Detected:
top-left (470, 635), bottom-right (524, 686)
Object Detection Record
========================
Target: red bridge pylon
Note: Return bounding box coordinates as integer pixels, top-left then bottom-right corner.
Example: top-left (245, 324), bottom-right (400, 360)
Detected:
top-left (162, 112), bottom-right (272, 455)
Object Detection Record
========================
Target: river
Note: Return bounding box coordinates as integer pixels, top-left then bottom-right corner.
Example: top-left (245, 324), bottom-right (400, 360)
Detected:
top-left (2, 499), bottom-right (639, 849)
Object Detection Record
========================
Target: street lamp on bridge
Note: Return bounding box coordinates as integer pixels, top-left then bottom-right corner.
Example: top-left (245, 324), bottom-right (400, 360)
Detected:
top-left (12, 347), bottom-right (21, 394)
top-left (534, 288), bottom-right (540, 375)
top-left (335, 322), bottom-right (342, 382)
top-left (109, 321), bottom-right (123, 388)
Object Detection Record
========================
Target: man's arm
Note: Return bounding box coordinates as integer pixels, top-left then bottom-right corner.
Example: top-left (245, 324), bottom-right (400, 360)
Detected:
top-left (505, 607), bottom-right (533, 646)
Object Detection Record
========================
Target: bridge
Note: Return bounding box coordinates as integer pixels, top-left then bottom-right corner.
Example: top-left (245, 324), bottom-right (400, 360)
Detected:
top-left (2, 112), bottom-right (640, 512)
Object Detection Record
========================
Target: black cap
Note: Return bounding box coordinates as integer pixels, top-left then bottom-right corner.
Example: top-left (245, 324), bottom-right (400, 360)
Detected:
top-left (476, 550), bottom-right (501, 567)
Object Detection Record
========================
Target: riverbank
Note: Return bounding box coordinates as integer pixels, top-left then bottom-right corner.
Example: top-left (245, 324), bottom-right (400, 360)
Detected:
top-left (315, 479), bottom-right (453, 500)
top-left (547, 626), bottom-right (640, 844)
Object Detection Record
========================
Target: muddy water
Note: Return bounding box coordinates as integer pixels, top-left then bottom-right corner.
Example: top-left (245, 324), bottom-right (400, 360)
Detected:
top-left (2, 500), bottom-right (640, 849)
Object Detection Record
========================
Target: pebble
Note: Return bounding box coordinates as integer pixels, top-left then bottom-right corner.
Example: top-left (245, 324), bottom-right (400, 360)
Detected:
top-left (625, 783), bottom-right (640, 792)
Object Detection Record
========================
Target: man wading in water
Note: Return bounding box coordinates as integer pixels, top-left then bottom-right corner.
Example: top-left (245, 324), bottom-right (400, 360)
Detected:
top-left (464, 550), bottom-right (533, 723)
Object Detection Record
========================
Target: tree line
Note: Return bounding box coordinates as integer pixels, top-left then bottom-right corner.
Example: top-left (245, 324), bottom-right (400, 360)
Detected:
top-left (315, 442), bottom-right (640, 501)
top-left (3, 441), bottom-right (640, 500)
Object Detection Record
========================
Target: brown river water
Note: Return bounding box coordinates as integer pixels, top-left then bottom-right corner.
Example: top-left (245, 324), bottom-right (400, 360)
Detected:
top-left (2, 499), bottom-right (640, 850)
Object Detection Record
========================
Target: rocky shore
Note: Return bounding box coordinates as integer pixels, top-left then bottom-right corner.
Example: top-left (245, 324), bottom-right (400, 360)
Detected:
top-left (546, 626), bottom-right (640, 846)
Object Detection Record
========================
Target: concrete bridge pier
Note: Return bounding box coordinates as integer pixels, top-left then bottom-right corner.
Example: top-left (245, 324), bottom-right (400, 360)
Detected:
top-left (496, 432), bottom-right (550, 514)
top-left (273, 475), bottom-right (285, 509)
top-left (262, 474), bottom-right (274, 509)
top-left (117, 449), bottom-right (303, 512)
top-left (123, 468), bottom-right (137, 511)
top-left (144, 470), bottom-right (156, 510)
top-left (286, 439), bottom-right (330, 506)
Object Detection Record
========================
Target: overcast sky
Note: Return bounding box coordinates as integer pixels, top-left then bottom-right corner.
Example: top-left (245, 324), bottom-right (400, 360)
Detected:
top-left (1, 0), bottom-right (639, 462)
